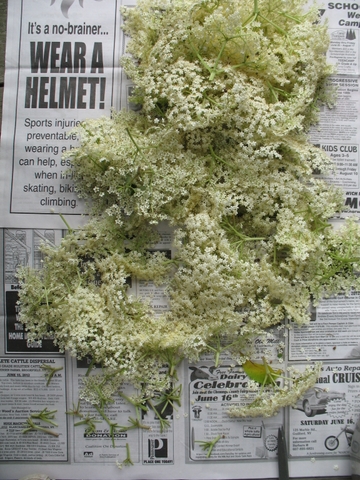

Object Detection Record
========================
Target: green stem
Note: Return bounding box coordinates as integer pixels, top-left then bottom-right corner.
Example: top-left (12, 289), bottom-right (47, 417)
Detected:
top-left (123, 443), bottom-right (134, 466)
top-left (119, 392), bottom-right (149, 413)
top-left (209, 40), bottom-right (227, 81)
top-left (280, 11), bottom-right (302, 23)
top-left (74, 415), bottom-right (100, 434)
top-left (127, 416), bottom-right (151, 430)
top-left (94, 405), bottom-right (120, 448)
top-left (66, 400), bottom-right (82, 418)
top-left (40, 364), bottom-right (63, 386)
top-left (259, 13), bottom-right (287, 36)
top-left (242, 0), bottom-right (259, 27)
top-left (23, 418), bottom-right (60, 437)
top-left (85, 358), bottom-right (96, 376)
top-left (125, 128), bottom-right (145, 160)
top-left (206, 336), bottom-right (222, 367)
top-left (203, 92), bottom-right (220, 107)
top-left (59, 213), bottom-right (73, 233)
top-left (209, 146), bottom-right (233, 168)
top-left (196, 434), bottom-right (222, 458)
top-left (31, 408), bottom-right (58, 426)
top-left (147, 400), bottom-right (170, 432)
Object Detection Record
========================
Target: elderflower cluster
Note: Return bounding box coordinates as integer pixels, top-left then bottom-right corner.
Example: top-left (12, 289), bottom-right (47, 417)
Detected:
top-left (228, 363), bottom-right (323, 417)
top-left (17, 0), bottom-right (360, 418)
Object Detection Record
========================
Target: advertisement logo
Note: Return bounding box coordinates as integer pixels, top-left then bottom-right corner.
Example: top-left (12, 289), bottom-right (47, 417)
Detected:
top-left (148, 438), bottom-right (168, 459)
top-left (50, 0), bottom-right (103, 19)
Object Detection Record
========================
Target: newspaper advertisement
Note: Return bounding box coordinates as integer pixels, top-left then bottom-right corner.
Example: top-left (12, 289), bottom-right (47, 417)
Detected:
top-left (310, 3), bottom-right (360, 215)
top-left (0, 0), bottom-right (125, 228)
top-left (0, 356), bottom-right (67, 462)
top-left (1, 1), bottom-right (360, 479)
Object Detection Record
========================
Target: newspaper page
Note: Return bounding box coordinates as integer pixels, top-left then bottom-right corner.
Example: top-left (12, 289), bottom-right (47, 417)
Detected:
top-left (0, 0), bottom-right (125, 228)
top-left (1, 1), bottom-right (360, 479)
top-left (309, 3), bottom-right (360, 216)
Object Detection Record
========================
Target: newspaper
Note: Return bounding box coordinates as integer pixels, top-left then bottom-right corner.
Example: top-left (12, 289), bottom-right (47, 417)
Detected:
top-left (1, 1), bottom-right (360, 479)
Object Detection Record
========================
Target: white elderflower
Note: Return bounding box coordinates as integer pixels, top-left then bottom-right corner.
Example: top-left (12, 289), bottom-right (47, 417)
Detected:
top-left (17, 0), bottom-right (360, 422)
